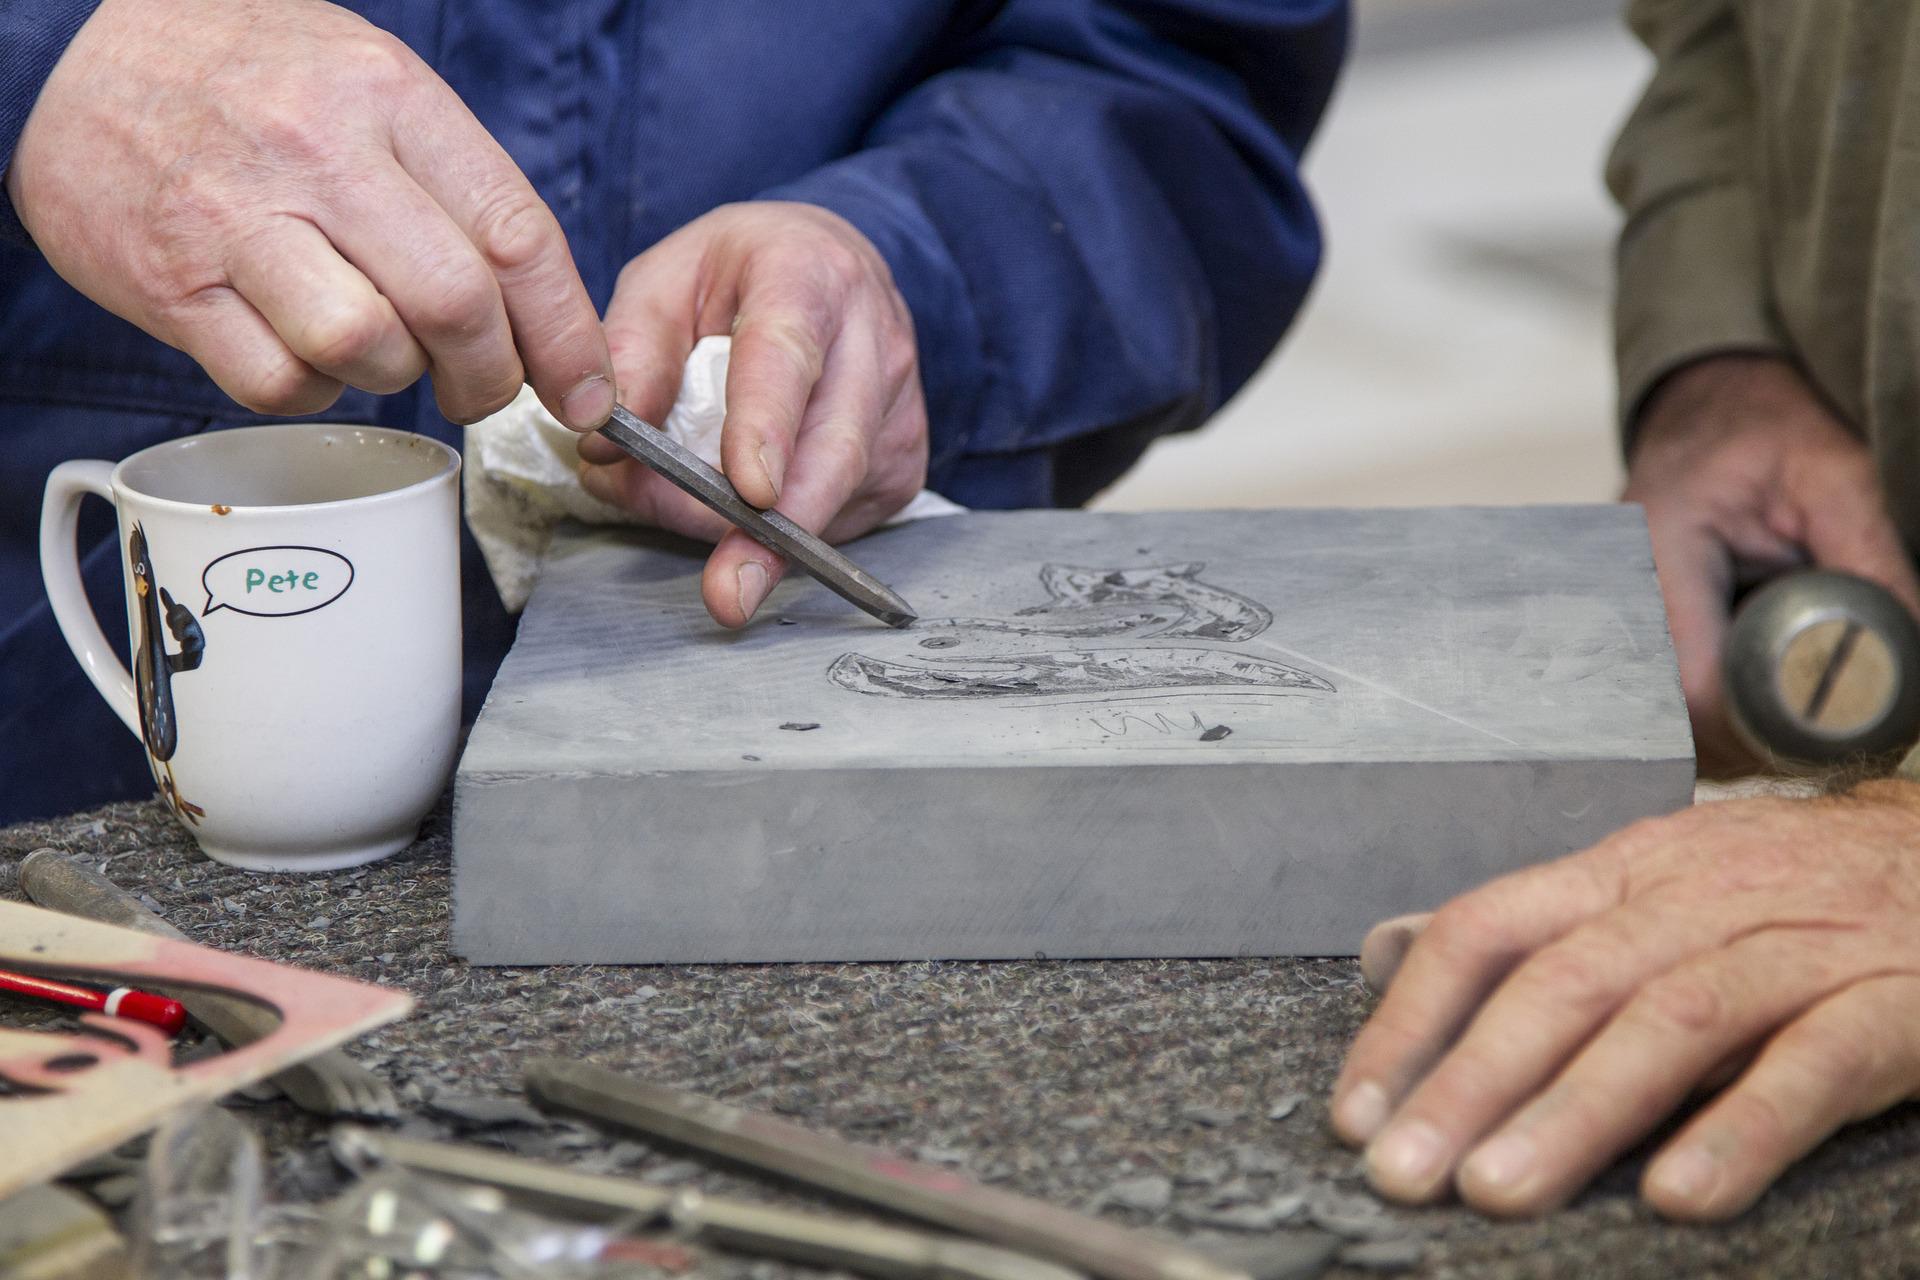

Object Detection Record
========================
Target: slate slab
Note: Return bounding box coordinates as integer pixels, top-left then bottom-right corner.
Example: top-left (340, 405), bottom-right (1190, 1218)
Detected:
top-left (452, 507), bottom-right (1693, 964)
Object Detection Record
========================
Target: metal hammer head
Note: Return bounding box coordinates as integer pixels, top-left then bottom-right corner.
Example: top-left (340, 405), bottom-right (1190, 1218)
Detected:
top-left (1723, 569), bottom-right (1920, 766)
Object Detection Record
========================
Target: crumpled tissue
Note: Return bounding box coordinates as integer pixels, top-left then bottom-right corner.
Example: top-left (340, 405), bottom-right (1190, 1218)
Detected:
top-left (463, 335), bottom-right (963, 611)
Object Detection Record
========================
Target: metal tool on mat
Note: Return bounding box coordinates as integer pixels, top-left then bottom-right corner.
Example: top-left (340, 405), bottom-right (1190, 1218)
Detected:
top-left (331, 1126), bottom-right (1084, 1280)
top-left (526, 1058), bottom-right (1253, 1280)
top-left (598, 404), bottom-right (918, 628)
top-left (1723, 570), bottom-right (1920, 765)
top-left (19, 848), bottom-right (398, 1120)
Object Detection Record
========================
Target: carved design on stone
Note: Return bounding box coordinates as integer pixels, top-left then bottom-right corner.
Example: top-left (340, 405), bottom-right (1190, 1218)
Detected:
top-left (829, 562), bottom-right (1332, 701)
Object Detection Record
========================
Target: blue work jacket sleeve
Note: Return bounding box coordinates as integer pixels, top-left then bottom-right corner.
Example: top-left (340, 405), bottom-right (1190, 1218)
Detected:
top-left (764, 0), bottom-right (1346, 508)
top-left (0, 0), bottom-right (100, 245)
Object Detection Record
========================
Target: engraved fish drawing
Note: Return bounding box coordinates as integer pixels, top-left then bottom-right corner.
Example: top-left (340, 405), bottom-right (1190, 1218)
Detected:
top-left (829, 562), bottom-right (1333, 702)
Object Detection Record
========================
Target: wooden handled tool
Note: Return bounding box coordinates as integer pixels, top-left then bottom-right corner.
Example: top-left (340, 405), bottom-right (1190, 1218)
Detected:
top-left (19, 849), bottom-right (397, 1119)
top-left (527, 1059), bottom-right (1252, 1280)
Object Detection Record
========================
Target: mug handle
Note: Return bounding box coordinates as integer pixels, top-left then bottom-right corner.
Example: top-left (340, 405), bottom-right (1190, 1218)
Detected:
top-left (39, 460), bottom-right (140, 737)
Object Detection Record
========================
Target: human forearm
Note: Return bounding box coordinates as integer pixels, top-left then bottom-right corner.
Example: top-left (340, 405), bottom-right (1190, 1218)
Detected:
top-left (1610, 0), bottom-right (1787, 445)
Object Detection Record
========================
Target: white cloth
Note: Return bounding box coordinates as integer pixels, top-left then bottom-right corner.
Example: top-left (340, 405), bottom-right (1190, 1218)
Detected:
top-left (464, 335), bottom-right (963, 611)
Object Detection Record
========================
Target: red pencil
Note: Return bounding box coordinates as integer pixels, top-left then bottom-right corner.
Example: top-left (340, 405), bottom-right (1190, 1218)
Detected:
top-left (0, 967), bottom-right (189, 1037)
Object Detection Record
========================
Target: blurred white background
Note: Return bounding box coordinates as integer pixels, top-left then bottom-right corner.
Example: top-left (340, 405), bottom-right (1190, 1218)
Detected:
top-left (1097, 0), bottom-right (1649, 512)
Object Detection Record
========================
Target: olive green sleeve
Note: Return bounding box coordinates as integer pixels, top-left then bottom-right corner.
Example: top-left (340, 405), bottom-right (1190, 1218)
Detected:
top-left (1607, 0), bottom-right (1789, 447)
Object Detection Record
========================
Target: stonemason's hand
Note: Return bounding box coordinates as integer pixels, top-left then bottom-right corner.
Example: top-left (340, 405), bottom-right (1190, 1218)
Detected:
top-left (4, 0), bottom-right (614, 429)
top-left (1330, 786), bottom-right (1920, 1221)
top-left (577, 202), bottom-right (929, 628)
top-left (1623, 355), bottom-right (1920, 776)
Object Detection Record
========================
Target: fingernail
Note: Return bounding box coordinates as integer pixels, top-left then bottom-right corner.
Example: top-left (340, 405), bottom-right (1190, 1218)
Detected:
top-left (1463, 1132), bottom-right (1537, 1195)
top-left (562, 375), bottom-right (615, 429)
top-left (737, 562), bottom-right (770, 619)
top-left (1334, 1080), bottom-right (1392, 1143)
top-left (1368, 1119), bottom-right (1448, 1194)
top-left (758, 445), bottom-right (784, 501)
top-left (1649, 1146), bottom-right (1719, 1205)
top-left (1360, 912), bottom-right (1431, 995)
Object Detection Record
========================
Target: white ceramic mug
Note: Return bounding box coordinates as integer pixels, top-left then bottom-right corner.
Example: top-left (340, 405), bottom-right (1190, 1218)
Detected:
top-left (39, 424), bottom-right (462, 871)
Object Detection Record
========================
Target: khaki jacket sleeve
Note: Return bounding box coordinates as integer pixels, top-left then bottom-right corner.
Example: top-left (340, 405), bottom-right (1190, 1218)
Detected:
top-left (1608, 0), bottom-right (1789, 441)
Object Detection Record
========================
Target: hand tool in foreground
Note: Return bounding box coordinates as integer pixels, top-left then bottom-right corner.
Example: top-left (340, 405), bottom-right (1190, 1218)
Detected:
top-left (1723, 569), bottom-right (1920, 766)
top-left (332, 1125), bottom-right (1085, 1280)
top-left (526, 1058), bottom-right (1253, 1280)
top-left (20, 848), bottom-right (400, 1119)
top-left (598, 403), bottom-right (918, 628)
top-left (0, 965), bottom-right (186, 1036)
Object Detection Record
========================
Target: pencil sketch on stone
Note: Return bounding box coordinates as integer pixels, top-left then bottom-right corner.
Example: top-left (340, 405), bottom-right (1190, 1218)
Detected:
top-left (827, 561), bottom-right (1334, 702)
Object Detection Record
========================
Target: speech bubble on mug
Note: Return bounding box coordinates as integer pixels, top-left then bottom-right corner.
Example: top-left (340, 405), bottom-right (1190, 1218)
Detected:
top-left (202, 546), bottom-right (355, 618)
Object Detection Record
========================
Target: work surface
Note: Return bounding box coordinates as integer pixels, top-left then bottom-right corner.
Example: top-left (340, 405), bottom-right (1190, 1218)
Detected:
top-left (8, 798), bottom-right (1920, 1279)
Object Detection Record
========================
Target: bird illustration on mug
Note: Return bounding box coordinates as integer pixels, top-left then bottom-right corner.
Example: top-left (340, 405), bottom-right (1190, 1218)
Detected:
top-left (129, 523), bottom-right (207, 824)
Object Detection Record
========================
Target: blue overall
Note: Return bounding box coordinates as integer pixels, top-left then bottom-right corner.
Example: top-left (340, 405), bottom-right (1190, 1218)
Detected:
top-left (0, 1), bottom-right (1346, 822)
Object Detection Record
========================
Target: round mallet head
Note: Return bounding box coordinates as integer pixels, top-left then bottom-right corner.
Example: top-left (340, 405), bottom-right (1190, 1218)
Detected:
top-left (1723, 570), bottom-right (1920, 766)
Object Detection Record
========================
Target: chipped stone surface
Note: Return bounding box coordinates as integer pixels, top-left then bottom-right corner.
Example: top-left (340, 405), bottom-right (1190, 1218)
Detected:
top-left (1181, 1197), bottom-right (1307, 1233)
top-left (1183, 1105), bottom-right (1243, 1129)
top-left (1177, 1155), bottom-right (1232, 1186)
top-left (1101, 1174), bottom-right (1176, 1215)
top-left (9, 799), bottom-right (1920, 1278)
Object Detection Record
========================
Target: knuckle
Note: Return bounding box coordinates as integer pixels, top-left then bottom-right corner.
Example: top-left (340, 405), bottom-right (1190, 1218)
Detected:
top-left (1712, 1088), bottom-right (1793, 1156)
top-left (881, 326), bottom-right (919, 387)
top-left (1517, 946), bottom-right (1616, 1015)
top-left (877, 433), bottom-right (928, 497)
top-left (471, 190), bottom-right (563, 276)
top-left (437, 368), bottom-right (525, 425)
top-left (236, 357), bottom-right (334, 416)
top-left (1782, 1020), bottom-right (1873, 1086)
top-left (604, 337), bottom-right (665, 396)
top-left (344, 32), bottom-right (421, 95)
top-left (1612, 812), bottom-right (1674, 847)
top-left (252, 100), bottom-right (336, 161)
top-left (469, 381), bottom-right (523, 420)
top-left (409, 259), bottom-right (499, 338)
top-left (1352, 1001), bottom-right (1432, 1061)
top-left (1422, 1044), bottom-right (1514, 1112)
top-left (752, 316), bottom-right (826, 381)
top-left (1636, 973), bottom-right (1730, 1037)
top-left (1424, 896), bottom-right (1504, 960)
top-left (301, 300), bottom-right (391, 370)
top-left (809, 235), bottom-right (865, 282)
top-left (148, 171), bottom-right (227, 256)
top-left (541, 310), bottom-right (611, 369)
top-left (814, 425), bottom-right (872, 479)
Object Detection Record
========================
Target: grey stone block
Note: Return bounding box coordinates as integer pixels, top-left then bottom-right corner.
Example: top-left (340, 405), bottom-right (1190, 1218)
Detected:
top-left (452, 507), bottom-right (1693, 964)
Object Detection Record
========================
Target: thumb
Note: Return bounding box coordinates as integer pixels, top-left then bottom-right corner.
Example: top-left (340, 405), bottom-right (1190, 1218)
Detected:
top-left (1795, 459), bottom-right (1920, 619)
top-left (575, 250), bottom-right (701, 469)
top-left (1646, 515), bottom-right (1754, 774)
